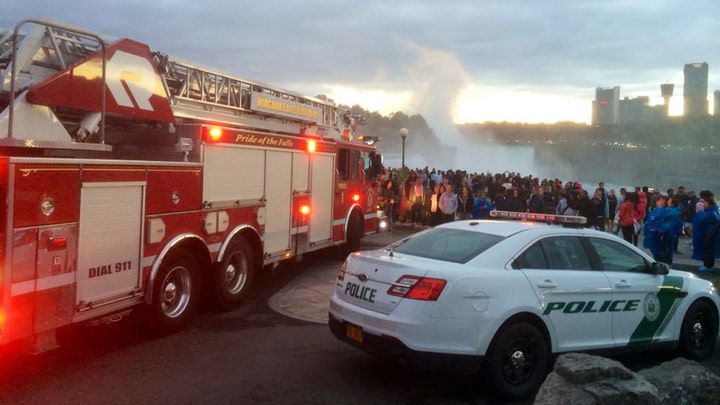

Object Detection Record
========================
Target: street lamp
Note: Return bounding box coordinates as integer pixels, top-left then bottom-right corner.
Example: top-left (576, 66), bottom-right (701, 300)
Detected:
top-left (398, 128), bottom-right (408, 168)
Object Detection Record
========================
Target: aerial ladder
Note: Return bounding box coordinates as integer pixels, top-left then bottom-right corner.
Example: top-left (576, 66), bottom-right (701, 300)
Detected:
top-left (0, 18), bottom-right (363, 152)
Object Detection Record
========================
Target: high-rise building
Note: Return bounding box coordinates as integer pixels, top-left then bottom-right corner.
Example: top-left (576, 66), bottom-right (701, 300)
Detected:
top-left (618, 96), bottom-right (662, 122)
top-left (592, 86), bottom-right (620, 125)
top-left (714, 90), bottom-right (720, 116)
top-left (660, 83), bottom-right (674, 117)
top-left (683, 62), bottom-right (709, 116)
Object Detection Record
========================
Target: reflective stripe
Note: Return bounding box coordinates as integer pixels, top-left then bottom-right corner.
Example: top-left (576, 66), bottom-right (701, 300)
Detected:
top-left (11, 272), bottom-right (76, 297)
top-left (207, 242), bottom-right (221, 254)
top-left (37, 272), bottom-right (75, 291)
top-left (11, 280), bottom-right (35, 297)
top-left (142, 255), bottom-right (156, 269)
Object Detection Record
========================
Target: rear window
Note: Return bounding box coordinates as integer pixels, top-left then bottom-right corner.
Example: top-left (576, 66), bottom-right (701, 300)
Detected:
top-left (391, 228), bottom-right (504, 264)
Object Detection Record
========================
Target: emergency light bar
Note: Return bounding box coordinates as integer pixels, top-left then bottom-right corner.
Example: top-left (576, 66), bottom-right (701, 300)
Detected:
top-left (490, 210), bottom-right (587, 225)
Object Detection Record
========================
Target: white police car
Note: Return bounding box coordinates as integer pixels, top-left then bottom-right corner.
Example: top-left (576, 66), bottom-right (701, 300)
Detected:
top-left (328, 212), bottom-right (720, 400)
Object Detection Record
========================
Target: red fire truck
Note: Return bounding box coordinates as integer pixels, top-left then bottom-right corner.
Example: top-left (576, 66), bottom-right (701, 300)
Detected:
top-left (0, 19), bottom-right (384, 352)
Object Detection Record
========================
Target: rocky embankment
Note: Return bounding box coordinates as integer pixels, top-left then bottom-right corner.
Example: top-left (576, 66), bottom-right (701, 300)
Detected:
top-left (534, 353), bottom-right (720, 404)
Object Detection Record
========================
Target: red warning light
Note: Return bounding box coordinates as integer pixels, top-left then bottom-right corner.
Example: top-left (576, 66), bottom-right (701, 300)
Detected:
top-left (208, 127), bottom-right (223, 142)
top-left (307, 140), bottom-right (317, 153)
top-left (352, 194), bottom-right (360, 202)
top-left (300, 205), bottom-right (310, 215)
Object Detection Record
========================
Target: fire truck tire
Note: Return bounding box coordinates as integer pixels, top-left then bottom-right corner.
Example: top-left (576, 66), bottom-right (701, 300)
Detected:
top-left (344, 215), bottom-right (363, 257)
top-left (210, 237), bottom-right (255, 311)
top-left (147, 249), bottom-right (200, 335)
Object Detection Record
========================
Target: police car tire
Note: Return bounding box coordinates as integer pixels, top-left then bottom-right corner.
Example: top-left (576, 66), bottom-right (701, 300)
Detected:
top-left (147, 249), bottom-right (200, 335)
top-left (678, 300), bottom-right (718, 360)
top-left (210, 237), bottom-right (255, 311)
top-left (486, 322), bottom-right (549, 401)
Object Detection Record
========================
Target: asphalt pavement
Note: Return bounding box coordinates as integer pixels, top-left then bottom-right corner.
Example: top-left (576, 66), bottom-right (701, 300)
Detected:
top-left (268, 222), bottom-right (718, 324)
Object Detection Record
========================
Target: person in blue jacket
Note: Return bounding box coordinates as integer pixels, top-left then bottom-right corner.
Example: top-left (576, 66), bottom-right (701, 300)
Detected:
top-left (473, 191), bottom-right (494, 219)
top-left (644, 195), bottom-right (683, 265)
top-left (691, 191), bottom-right (720, 271)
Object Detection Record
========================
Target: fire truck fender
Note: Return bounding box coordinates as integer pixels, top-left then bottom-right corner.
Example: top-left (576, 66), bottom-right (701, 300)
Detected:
top-left (216, 225), bottom-right (262, 265)
top-left (145, 233), bottom-right (212, 306)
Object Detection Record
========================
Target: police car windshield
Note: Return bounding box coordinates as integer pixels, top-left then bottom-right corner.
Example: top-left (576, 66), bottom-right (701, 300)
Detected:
top-left (391, 228), bottom-right (504, 264)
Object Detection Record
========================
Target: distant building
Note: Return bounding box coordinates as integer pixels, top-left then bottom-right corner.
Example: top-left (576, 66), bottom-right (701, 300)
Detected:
top-left (618, 96), bottom-right (663, 123)
top-left (714, 90), bottom-right (720, 116)
top-left (592, 86), bottom-right (620, 125)
top-left (660, 83), bottom-right (674, 117)
top-left (684, 62), bottom-right (709, 116)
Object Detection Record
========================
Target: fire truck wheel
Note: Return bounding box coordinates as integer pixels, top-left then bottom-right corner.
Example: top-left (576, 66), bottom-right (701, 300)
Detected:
top-left (211, 237), bottom-right (255, 311)
top-left (344, 215), bottom-right (363, 257)
top-left (148, 249), bottom-right (200, 334)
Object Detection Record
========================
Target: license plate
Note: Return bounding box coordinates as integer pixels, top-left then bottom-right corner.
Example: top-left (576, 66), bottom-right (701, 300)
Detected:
top-left (346, 323), bottom-right (363, 344)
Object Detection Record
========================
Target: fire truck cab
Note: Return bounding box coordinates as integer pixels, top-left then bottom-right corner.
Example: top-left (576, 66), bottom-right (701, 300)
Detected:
top-left (0, 19), bottom-right (384, 352)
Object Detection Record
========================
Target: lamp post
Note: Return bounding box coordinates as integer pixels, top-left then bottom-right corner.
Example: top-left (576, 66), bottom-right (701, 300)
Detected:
top-left (398, 128), bottom-right (408, 168)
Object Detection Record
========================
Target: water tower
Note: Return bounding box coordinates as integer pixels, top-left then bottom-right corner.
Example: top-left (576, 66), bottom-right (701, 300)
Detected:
top-left (660, 83), bottom-right (674, 117)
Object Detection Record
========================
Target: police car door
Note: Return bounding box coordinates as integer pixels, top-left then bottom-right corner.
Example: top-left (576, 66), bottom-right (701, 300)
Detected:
top-left (515, 235), bottom-right (614, 352)
top-left (586, 237), bottom-right (680, 347)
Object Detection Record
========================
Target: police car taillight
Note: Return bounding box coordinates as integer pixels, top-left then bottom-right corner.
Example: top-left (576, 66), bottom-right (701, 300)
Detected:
top-left (388, 275), bottom-right (446, 301)
top-left (489, 210), bottom-right (587, 225)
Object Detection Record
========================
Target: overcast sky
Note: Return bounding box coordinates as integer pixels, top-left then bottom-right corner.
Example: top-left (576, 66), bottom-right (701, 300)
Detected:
top-left (4, 1), bottom-right (720, 128)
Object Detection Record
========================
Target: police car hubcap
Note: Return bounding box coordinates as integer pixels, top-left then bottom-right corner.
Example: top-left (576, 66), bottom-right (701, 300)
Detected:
top-left (510, 350), bottom-right (526, 369)
top-left (691, 321), bottom-right (704, 346)
top-left (503, 338), bottom-right (535, 384)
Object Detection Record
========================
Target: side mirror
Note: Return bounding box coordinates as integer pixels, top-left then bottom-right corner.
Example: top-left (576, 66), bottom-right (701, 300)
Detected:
top-left (651, 261), bottom-right (670, 275)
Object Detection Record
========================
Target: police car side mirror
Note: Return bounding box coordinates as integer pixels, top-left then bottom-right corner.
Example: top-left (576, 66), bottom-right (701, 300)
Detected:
top-left (651, 262), bottom-right (670, 275)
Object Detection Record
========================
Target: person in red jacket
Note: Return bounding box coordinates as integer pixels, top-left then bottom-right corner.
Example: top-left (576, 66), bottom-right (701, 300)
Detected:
top-left (633, 190), bottom-right (647, 246)
top-left (619, 192), bottom-right (638, 244)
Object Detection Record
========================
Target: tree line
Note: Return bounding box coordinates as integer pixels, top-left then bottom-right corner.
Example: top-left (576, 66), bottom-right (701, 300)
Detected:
top-left (345, 102), bottom-right (720, 153)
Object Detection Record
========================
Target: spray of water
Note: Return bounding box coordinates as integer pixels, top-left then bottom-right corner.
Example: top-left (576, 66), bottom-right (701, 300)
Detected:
top-left (401, 42), bottom-right (547, 177)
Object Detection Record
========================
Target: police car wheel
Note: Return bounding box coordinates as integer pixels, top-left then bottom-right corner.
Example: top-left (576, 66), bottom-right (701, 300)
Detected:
top-left (486, 322), bottom-right (549, 401)
top-left (147, 249), bottom-right (200, 335)
top-left (678, 300), bottom-right (718, 360)
top-left (210, 236), bottom-right (255, 311)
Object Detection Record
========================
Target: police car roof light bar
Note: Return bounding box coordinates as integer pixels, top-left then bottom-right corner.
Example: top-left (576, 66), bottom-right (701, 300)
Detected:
top-left (490, 210), bottom-right (587, 225)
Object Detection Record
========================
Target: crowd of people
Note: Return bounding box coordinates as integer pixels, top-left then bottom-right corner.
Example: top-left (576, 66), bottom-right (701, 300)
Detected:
top-left (377, 167), bottom-right (720, 272)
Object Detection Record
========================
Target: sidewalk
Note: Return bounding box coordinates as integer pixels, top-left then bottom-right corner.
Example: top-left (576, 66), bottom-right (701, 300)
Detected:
top-left (267, 223), bottom-right (718, 324)
top-left (267, 223), bottom-right (418, 324)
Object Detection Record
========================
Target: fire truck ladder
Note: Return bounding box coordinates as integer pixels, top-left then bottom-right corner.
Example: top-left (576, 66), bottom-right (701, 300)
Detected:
top-left (1, 19), bottom-right (111, 143)
top-left (1, 18), bottom-right (353, 142)
top-left (160, 58), bottom-right (348, 138)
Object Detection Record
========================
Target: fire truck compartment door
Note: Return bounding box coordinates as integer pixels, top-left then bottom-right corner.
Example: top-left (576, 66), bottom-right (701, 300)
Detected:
top-left (203, 145), bottom-right (264, 204)
top-left (309, 154), bottom-right (334, 246)
top-left (76, 182), bottom-right (143, 307)
top-left (263, 151), bottom-right (292, 254)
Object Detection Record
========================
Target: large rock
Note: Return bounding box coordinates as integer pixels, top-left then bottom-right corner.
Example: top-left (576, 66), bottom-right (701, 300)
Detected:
top-left (534, 352), bottom-right (660, 404)
top-left (638, 357), bottom-right (720, 404)
top-left (534, 353), bottom-right (720, 405)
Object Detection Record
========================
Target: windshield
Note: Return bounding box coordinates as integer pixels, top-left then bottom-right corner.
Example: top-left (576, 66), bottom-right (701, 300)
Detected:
top-left (391, 228), bottom-right (504, 264)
